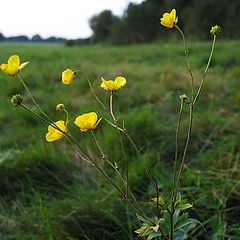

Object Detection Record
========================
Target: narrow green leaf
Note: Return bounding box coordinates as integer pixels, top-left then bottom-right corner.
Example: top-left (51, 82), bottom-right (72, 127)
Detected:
top-left (174, 213), bottom-right (189, 230)
top-left (136, 213), bottom-right (150, 224)
top-left (175, 217), bottom-right (201, 231)
top-left (147, 232), bottom-right (161, 240)
top-left (175, 201), bottom-right (193, 211)
top-left (176, 192), bottom-right (182, 202)
top-left (150, 196), bottom-right (165, 206)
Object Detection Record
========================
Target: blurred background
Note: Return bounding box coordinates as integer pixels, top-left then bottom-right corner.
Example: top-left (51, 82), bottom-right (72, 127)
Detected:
top-left (0, 0), bottom-right (240, 239)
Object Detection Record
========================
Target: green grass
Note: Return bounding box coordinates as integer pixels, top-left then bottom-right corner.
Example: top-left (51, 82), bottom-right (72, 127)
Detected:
top-left (0, 40), bottom-right (239, 239)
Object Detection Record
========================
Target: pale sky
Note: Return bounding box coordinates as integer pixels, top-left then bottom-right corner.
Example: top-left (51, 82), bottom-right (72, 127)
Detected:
top-left (0, 0), bottom-right (143, 39)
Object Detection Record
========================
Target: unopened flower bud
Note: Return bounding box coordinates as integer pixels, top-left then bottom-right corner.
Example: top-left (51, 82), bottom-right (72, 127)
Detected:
top-left (179, 94), bottom-right (188, 101)
top-left (56, 103), bottom-right (65, 112)
top-left (152, 225), bottom-right (159, 233)
top-left (11, 94), bottom-right (23, 107)
top-left (210, 25), bottom-right (221, 36)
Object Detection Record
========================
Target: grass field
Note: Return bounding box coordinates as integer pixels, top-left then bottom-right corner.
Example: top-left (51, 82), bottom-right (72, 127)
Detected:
top-left (0, 40), bottom-right (240, 240)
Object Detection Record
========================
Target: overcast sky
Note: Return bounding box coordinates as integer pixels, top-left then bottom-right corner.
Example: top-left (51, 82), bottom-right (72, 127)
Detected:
top-left (0, 0), bottom-right (143, 39)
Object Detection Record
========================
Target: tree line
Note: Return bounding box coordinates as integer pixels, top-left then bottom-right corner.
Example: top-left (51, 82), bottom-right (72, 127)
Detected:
top-left (87, 0), bottom-right (240, 45)
top-left (0, 33), bottom-right (65, 43)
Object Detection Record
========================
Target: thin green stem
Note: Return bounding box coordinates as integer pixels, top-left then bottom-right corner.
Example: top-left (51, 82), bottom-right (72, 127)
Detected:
top-left (90, 131), bottom-right (106, 159)
top-left (76, 70), bottom-right (106, 109)
top-left (170, 214), bottom-right (173, 240)
top-left (109, 91), bottom-right (117, 123)
top-left (20, 104), bottom-right (92, 165)
top-left (102, 112), bottom-right (156, 186)
top-left (123, 129), bottom-right (155, 184)
top-left (64, 109), bottom-right (69, 125)
top-left (172, 100), bottom-right (184, 200)
top-left (101, 114), bottom-right (124, 132)
top-left (90, 131), bottom-right (145, 218)
top-left (17, 74), bottom-right (53, 122)
top-left (193, 35), bottom-right (216, 105)
top-left (109, 91), bottom-right (128, 197)
top-left (67, 133), bottom-right (126, 198)
top-left (175, 25), bottom-right (195, 102)
top-left (173, 103), bottom-right (193, 200)
top-left (122, 127), bottom-right (161, 224)
top-left (17, 74), bottom-right (64, 135)
top-left (20, 104), bottom-right (55, 129)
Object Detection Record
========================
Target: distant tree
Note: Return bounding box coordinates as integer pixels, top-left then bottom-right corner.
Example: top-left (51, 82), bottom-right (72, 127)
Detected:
top-left (64, 39), bottom-right (76, 46)
top-left (64, 38), bottom-right (90, 47)
top-left (111, 0), bottom-right (164, 44)
top-left (224, 0), bottom-right (240, 38)
top-left (32, 34), bottom-right (43, 42)
top-left (6, 35), bottom-right (29, 42)
top-left (90, 10), bottom-right (119, 43)
top-left (45, 36), bottom-right (65, 43)
top-left (0, 32), bottom-right (4, 41)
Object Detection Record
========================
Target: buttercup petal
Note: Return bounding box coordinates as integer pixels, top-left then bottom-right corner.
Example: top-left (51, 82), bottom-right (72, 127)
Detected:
top-left (46, 120), bottom-right (66, 142)
top-left (62, 69), bottom-right (75, 84)
top-left (8, 55), bottom-right (20, 68)
top-left (114, 76), bottom-right (127, 89)
top-left (19, 61), bottom-right (29, 70)
top-left (170, 9), bottom-right (176, 19)
top-left (74, 112), bottom-right (100, 132)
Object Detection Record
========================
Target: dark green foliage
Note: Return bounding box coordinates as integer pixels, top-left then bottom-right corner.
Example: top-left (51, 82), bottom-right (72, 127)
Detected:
top-left (89, 0), bottom-right (240, 44)
top-left (65, 38), bottom-right (90, 47)
top-left (0, 32), bottom-right (4, 41)
top-left (90, 10), bottom-right (120, 43)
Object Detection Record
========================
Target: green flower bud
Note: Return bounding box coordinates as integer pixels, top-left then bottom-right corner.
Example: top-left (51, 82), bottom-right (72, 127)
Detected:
top-left (11, 94), bottom-right (23, 107)
top-left (179, 94), bottom-right (188, 101)
top-left (56, 103), bottom-right (65, 112)
top-left (210, 25), bottom-right (221, 36)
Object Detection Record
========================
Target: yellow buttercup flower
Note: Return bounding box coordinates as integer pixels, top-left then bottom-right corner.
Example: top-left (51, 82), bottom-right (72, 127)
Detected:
top-left (101, 76), bottom-right (127, 91)
top-left (74, 112), bottom-right (102, 132)
top-left (62, 69), bottom-right (75, 84)
top-left (46, 120), bottom-right (67, 142)
top-left (0, 55), bottom-right (29, 76)
top-left (160, 9), bottom-right (178, 28)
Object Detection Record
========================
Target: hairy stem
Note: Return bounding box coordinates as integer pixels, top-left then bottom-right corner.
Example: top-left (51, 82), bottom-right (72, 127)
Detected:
top-left (172, 100), bottom-right (184, 199)
top-left (109, 91), bottom-right (128, 197)
top-left (193, 35), bottom-right (216, 105)
top-left (175, 25), bottom-right (195, 102)
top-left (173, 103), bottom-right (193, 200)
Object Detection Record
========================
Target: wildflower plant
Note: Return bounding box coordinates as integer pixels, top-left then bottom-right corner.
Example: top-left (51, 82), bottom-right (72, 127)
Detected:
top-left (1, 8), bottom-right (221, 240)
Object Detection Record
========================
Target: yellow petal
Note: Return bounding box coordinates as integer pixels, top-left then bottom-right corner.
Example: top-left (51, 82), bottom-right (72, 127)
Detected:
top-left (19, 61), bottom-right (29, 70)
top-left (74, 112), bottom-right (100, 131)
top-left (163, 13), bottom-right (170, 18)
top-left (161, 18), bottom-right (174, 28)
top-left (62, 69), bottom-right (75, 84)
top-left (114, 76), bottom-right (127, 90)
top-left (46, 120), bottom-right (66, 142)
top-left (88, 112), bottom-right (98, 126)
top-left (100, 77), bottom-right (109, 90)
top-left (8, 55), bottom-right (20, 68)
top-left (0, 64), bottom-right (8, 71)
top-left (93, 117), bottom-right (102, 129)
top-left (170, 9), bottom-right (176, 19)
top-left (100, 77), bottom-right (113, 90)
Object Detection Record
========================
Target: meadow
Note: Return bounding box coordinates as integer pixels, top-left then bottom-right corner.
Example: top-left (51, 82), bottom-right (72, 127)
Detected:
top-left (0, 40), bottom-right (239, 239)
